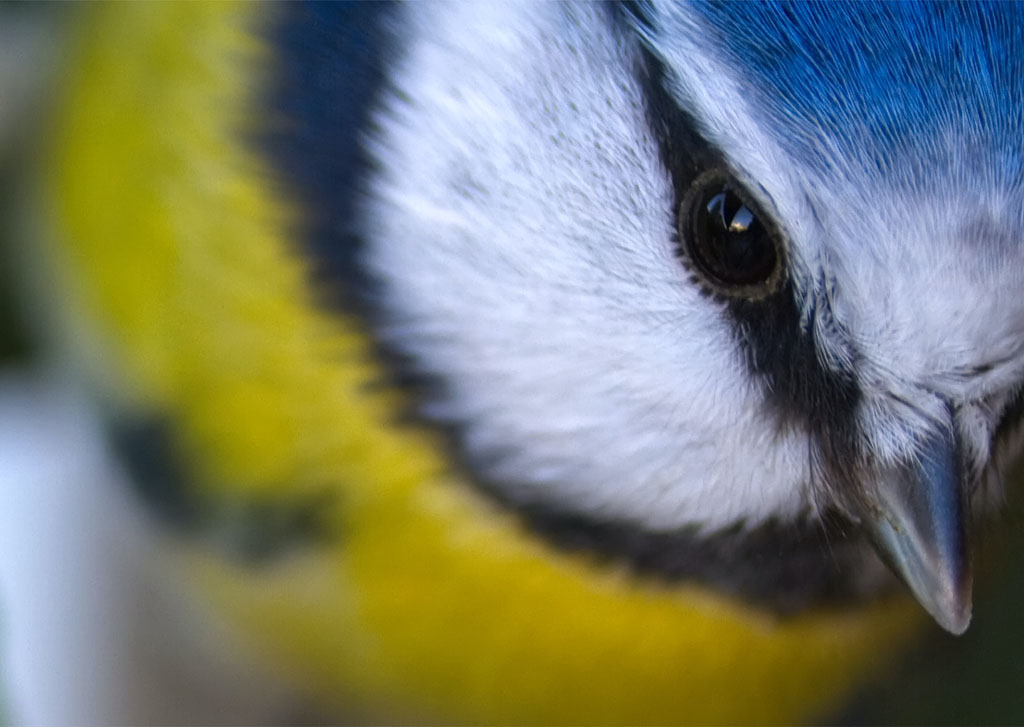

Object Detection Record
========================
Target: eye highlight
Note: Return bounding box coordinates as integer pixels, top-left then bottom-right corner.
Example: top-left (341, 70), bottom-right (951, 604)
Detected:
top-left (678, 170), bottom-right (785, 299)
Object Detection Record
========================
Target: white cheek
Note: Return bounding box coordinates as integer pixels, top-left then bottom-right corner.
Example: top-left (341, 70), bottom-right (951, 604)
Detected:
top-left (362, 1), bottom-right (809, 531)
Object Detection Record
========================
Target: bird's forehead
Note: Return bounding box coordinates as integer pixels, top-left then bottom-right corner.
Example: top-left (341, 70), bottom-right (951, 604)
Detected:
top-left (645, 1), bottom-right (1024, 190)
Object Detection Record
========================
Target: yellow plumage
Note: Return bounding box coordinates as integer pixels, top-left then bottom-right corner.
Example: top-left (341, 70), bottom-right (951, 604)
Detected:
top-left (29, 3), bottom-right (928, 723)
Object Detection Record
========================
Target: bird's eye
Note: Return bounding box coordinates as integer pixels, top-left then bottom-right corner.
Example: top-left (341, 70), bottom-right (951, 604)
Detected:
top-left (679, 171), bottom-right (784, 298)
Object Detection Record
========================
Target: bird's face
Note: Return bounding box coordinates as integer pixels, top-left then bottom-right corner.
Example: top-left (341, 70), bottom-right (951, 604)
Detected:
top-left (361, 2), bottom-right (1024, 633)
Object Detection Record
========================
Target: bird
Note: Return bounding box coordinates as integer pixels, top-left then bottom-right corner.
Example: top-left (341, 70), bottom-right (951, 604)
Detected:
top-left (1, 0), bottom-right (1024, 723)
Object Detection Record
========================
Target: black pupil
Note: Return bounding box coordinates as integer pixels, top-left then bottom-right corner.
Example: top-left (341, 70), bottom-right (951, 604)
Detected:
top-left (690, 184), bottom-right (776, 287)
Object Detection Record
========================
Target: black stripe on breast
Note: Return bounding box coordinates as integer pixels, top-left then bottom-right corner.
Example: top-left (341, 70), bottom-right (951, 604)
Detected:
top-left (109, 416), bottom-right (338, 565)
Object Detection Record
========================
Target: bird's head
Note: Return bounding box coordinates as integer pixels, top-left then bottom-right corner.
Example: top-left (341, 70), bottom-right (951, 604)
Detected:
top-left (348, 2), bottom-right (1024, 634)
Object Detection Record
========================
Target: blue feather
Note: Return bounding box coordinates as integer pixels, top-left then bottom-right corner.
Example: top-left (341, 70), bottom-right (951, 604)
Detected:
top-left (681, 1), bottom-right (1024, 186)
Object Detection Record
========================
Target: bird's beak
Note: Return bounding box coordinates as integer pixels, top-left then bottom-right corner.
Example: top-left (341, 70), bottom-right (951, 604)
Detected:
top-left (857, 424), bottom-right (972, 634)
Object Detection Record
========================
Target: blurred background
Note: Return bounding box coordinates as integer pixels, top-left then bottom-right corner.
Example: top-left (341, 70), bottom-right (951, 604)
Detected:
top-left (0, 4), bottom-right (1023, 724)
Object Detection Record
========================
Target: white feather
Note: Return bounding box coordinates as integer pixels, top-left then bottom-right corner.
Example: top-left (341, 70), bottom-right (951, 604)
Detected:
top-left (363, 2), bottom-right (810, 531)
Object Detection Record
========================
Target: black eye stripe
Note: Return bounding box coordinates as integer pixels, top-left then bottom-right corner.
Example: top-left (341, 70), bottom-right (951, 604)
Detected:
top-left (613, 3), bottom-right (865, 508)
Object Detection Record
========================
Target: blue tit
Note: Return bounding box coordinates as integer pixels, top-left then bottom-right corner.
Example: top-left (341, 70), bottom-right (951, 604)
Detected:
top-left (2, 1), bottom-right (1024, 724)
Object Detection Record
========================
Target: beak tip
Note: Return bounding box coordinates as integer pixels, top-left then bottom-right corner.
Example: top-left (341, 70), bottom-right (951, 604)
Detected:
top-left (932, 566), bottom-right (974, 635)
top-left (927, 583), bottom-right (973, 635)
top-left (943, 610), bottom-right (972, 636)
top-left (868, 513), bottom-right (974, 635)
top-left (858, 423), bottom-right (973, 635)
